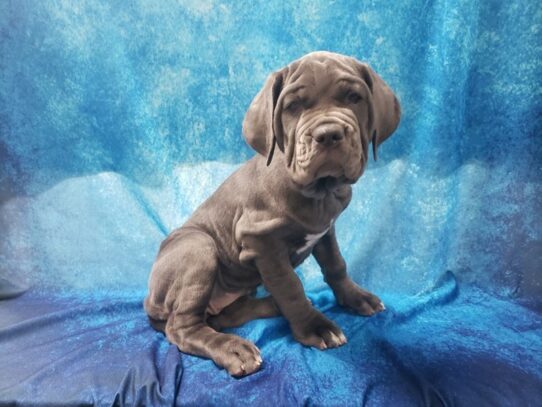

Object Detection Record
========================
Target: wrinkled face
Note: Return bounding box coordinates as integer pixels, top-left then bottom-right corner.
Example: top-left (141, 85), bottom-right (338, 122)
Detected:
top-left (243, 51), bottom-right (401, 196)
top-left (276, 57), bottom-right (371, 190)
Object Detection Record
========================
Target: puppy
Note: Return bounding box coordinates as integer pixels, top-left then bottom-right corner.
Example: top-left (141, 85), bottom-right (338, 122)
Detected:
top-left (144, 51), bottom-right (400, 377)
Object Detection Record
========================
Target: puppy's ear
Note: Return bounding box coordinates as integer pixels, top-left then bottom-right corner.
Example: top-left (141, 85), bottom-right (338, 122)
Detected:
top-left (242, 68), bottom-right (287, 166)
top-left (358, 63), bottom-right (401, 161)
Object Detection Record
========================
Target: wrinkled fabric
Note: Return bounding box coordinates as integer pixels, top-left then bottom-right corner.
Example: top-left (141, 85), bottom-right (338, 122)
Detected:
top-left (1, 272), bottom-right (540, 406)
top-left (1, 0), bottom-right (541, 406)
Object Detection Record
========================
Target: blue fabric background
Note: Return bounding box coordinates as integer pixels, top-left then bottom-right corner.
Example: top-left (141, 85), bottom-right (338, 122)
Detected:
top-left (1, 0), bottom-right (541, 405)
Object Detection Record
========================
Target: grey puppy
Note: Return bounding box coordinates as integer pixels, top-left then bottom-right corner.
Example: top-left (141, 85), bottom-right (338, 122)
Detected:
top-left (144, 51), bottom-right (400, 377)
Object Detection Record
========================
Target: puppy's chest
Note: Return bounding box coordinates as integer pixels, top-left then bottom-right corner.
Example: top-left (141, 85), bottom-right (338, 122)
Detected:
top-left (285, 202), bottom-right (342, 258)
top-left (293, 228), bottom-right (329, 254)
top-left (289, 219), bottom-right (334, 257)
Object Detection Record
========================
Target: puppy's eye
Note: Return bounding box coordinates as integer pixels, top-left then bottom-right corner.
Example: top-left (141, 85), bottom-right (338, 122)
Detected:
top-left (284, 100), bottom-right (302, 113)
top-left (347, 92), bottom-right (362, 104)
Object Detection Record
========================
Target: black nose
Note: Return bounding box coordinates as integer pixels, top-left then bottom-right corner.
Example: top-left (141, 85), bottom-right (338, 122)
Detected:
top-left (312, 123), bottom-right (345, 147)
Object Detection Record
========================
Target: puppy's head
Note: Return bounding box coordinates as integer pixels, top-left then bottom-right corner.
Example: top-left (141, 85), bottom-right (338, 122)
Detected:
top-left (243, 51), bottom-right (401, 192)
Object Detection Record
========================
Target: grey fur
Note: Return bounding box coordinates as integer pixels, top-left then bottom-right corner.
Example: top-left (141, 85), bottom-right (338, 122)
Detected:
top-left (144, 51), bottom-right (401, 377)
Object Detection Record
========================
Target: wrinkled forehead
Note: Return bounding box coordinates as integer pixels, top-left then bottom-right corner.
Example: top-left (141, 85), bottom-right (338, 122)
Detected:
top-left (284, 54), bottom-right (362, 93)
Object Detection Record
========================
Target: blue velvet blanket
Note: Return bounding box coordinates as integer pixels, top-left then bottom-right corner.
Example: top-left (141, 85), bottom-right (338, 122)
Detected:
top-left (1, 1), bottom-right (541, 406)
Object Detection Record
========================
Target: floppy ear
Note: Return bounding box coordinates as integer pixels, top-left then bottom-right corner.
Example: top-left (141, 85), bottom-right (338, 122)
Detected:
top-left (359, 63), bottom-right (401, 161)
top-left (242, 68), bottom-right (287, 166)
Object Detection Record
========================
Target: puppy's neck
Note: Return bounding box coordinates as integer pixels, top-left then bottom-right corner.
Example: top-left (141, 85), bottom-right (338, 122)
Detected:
top-left (296, 176), bottom-right (351, 200)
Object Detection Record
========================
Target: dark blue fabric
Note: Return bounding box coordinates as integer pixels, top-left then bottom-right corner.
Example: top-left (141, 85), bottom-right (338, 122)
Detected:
top-left (1, 274), bottom-right (540, 406)
top-left (1, 0), bottom-right (541, 405)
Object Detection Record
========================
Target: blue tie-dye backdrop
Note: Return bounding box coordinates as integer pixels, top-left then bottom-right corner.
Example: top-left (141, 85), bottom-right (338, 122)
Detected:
top-left (1, 1), bottom-right (541, 405)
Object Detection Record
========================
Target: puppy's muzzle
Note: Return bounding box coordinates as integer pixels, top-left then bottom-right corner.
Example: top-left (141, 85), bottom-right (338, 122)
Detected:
top-left (293, 110), bottom-right (363, 188)
top-left (312, 122), bottom-right (345, 147)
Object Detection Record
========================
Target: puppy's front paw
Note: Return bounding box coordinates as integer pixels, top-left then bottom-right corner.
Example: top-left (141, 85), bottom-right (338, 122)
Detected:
top-left (332, 278), bottom-right (385, 316)
top-left (290, 310), bottom-right (347, 350)
top-left (215, 336), bottom-right (263, 377)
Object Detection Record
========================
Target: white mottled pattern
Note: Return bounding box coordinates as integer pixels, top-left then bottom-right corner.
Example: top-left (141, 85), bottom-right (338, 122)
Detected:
top-left (296, 227), bottom-right (329, 254)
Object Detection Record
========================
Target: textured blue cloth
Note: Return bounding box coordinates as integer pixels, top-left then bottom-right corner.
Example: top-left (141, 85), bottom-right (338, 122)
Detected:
top-left (1, 0), bottom-right (541, 406)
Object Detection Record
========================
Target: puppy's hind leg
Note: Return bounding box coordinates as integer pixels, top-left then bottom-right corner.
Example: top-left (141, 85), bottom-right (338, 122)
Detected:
top-left (207, 295), bottom-right (281, 331)
top-left (149, 230), bottom-right (263, 377)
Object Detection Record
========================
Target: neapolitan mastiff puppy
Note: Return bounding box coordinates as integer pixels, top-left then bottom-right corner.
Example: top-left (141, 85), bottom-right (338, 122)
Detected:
top-left (144, 51), bottom-right (401, 377)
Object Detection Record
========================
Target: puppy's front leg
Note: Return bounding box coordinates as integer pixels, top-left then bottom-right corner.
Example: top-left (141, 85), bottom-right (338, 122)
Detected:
top-left (253, 241), bottom-right (346, 349)
top-left (313, 226), bottom-right (385, 315)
